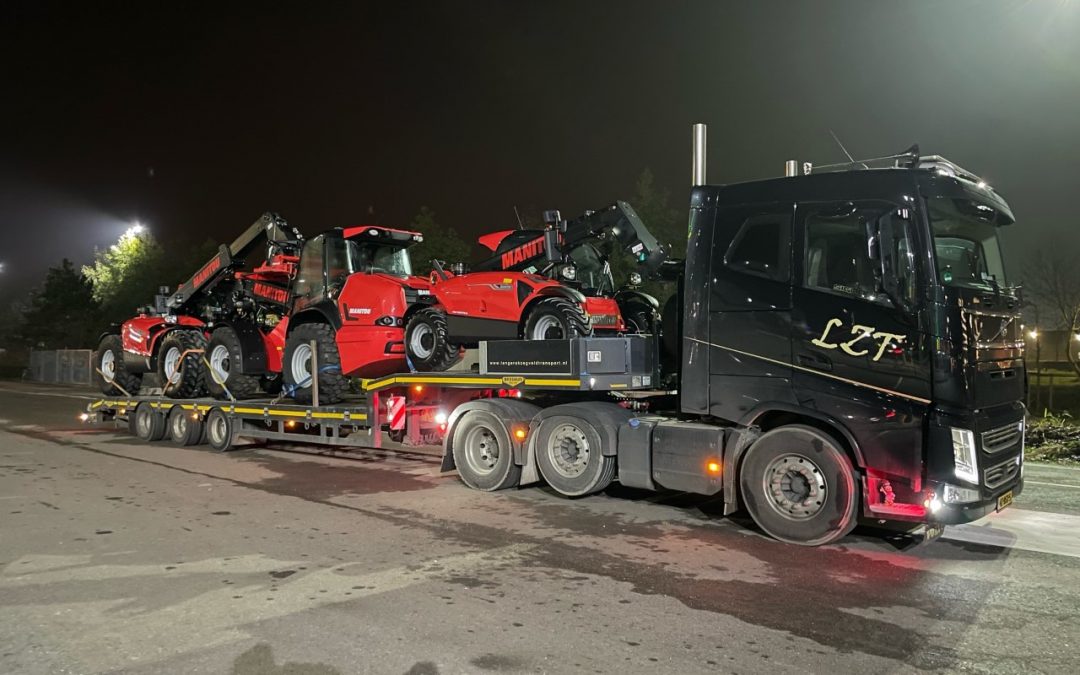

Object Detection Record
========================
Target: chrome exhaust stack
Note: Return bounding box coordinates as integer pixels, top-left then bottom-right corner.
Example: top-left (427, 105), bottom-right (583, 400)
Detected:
top-left (784, 160), bottom-right (798, 177)
top-left (691, 123), bottom-right (707, 186)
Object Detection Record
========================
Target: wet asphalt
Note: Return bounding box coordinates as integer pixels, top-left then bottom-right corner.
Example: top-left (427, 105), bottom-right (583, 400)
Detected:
top-left (1, 381), bottom-right (1079, 674)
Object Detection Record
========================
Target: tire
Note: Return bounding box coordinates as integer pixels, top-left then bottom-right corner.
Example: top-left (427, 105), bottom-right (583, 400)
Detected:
top-left (451, 410), bottom-right (521, 491)
top-left (623, 304), bottom-right (659, 335)
top-left (405, 308), bottom-right (459, 372)
top-left (282, 323), bottom-right (348, 404)
top-left (157, 330), bottom-right (208, 399)
top-left (533, 415), bottom-right (614, 497)
top-left (523, 298), bottom-right (593, 340)
top-left (167, 406), bottom-right (204, 446)
top-left (738, 425), bottom-right (859, 546)
top-left (260, 373), bottom-right (283, 397)
top-left (205, 327), bottom-right (261, 400)
top-left (95, 334), bottom-right (142, 396)
top-left (133, 403), bottom-right (166, 441)
top-left (204, 408), bottom-right (234, 451)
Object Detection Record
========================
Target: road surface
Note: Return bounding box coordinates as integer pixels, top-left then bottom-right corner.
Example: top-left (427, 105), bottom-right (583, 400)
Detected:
top-left (1, 381), bottom-right (1078, 674)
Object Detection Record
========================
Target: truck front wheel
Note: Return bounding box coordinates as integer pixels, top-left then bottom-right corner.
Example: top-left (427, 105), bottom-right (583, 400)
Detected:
top-left (451, 410), bottom-right (520, 491)
top-left (534, 415), bottom-right (614, 497)
top-left (738, 425), bottom-right (858, 546)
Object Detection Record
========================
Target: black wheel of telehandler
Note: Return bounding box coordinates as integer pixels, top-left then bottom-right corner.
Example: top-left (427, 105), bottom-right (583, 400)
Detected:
top-left (405, 308), bottom-right (459, 372)
top-left (623, 304), bottom-right (660, 335)
top-left (95, 334), bottom-right (142, 396)
top-left (282, 323), bottom-right (348, 404)
top-left (534, 415), bottom-right (614, 497)
top-left (157, 330), bottom-right (208, 399)
top-left (523, 298), bottom-right (592, 340)
top-left (205, 327), bottom-right (261, 400)
top-left (738, 425), bottom-right (859, 546)
top-left (167, 406), bottom-right (204, 446)
top-left (133, 402), bottom-right (167, 442)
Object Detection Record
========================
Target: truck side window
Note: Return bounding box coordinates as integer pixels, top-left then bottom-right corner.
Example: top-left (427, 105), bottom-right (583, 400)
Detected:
top-left (723, 213), bottom-right (791, 282)
top-left (803, 203), bottom-right (913, 306)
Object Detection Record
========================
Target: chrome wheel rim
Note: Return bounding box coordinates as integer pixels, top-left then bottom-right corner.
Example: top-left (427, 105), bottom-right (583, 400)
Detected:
top-left (172, 412), bottom-right (188, 439)
top-left (209, 344), bottom-right (230, 383)
top-left (463, 425), bottom-right (499, 475)
top-left (163, 347), bottom-right (182, 384)
top-left (136, 408), bottom-right (151, 436)
top-left (209, 415), bottom-right (227, 445)
top-left (531, 315), bottom-right (564, 340)
top-left (409, 323), bottom-right (435, 360)
top-left (763, 453), bottom-right (827, 520)
top-left (291, 344), bottom-right (312, 385)
top-left (101, 350), bottom-right (116, 381)
top-left (547, 423), bottom-right (589, 478)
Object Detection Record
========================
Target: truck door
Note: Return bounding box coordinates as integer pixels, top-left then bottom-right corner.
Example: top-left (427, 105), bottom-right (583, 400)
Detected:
top-left (792, 200), bottom-right (931, 481)
top-left (705, 202), bottom-right (796, 422)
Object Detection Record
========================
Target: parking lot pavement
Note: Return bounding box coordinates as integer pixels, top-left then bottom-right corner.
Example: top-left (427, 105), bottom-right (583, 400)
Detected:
top-left (2, 381), bottom-right (1079, 674)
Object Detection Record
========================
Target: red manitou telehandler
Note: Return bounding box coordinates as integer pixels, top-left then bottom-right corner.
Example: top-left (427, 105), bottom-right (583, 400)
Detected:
top-left (400, 201), bottom-right (673, 372)
top-left (94, 213), bottom-right (303, 400)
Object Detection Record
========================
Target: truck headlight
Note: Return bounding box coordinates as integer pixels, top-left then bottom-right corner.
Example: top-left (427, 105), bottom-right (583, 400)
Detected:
top-left (950, 427), bottom-right (979, 484)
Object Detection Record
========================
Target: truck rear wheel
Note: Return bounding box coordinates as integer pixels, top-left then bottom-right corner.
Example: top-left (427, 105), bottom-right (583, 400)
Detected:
top-left (738, 425), bottom-right (858, 546)
top-left (133, 403), bottom-right (166, 442)
top-left (205, 409), bottom-right (235, 451)
top-left (451, 410), bottom-right (520, 491)
top-left (524, 298), bottom-right (592, 340)
top-left (534, 415), bottom-right (614, 497)
top-left (205, 327), bottom-right (260, 400)
top-left (168, 406), bottom-right (204, 446)
top-left (95, 334), bottom-right (142, 396)
top-left (405, 308), bottom-right (459, 372)
top-left (158, 330), bottom-right (208, 399)
top-left (283, 323), bottom-right (347, 404)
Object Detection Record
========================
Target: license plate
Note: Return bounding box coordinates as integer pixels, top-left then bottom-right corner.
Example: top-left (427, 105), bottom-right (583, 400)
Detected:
top-left (923, 524), bottom-right (945, 541)
top-left (996, 490), bottom-right (1014, 511)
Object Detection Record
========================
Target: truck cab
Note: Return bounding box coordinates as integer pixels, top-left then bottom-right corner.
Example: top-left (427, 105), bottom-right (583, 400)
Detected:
top-left (680, 160), bottom-right (1024, 529)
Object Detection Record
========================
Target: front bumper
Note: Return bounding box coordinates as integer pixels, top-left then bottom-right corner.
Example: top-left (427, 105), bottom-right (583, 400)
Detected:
top-left (925, 476), bottom-right (1024, 525)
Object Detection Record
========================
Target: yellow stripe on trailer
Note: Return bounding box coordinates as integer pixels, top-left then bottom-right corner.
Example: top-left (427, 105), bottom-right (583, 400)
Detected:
top-left (364, 375), bottom-right (582, 391)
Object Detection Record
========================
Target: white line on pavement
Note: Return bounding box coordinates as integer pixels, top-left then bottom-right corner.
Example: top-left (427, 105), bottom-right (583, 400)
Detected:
top-left (944, 508), bottom-right (1080, 558)
top-left (1024, 480), bottom-right (1080, 490)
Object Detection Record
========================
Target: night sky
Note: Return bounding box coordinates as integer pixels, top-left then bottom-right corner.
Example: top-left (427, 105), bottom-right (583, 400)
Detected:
top-left (3, 1), bottom-right (1079, 300)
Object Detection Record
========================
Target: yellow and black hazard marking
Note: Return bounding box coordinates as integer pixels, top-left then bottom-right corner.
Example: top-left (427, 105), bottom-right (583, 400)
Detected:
top-left (87, 399), bottom-right (367, 422)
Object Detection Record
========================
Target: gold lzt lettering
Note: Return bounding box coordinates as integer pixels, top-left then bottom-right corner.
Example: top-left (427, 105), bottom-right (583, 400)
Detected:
top-left (811, 318), bottom-right (906, 362)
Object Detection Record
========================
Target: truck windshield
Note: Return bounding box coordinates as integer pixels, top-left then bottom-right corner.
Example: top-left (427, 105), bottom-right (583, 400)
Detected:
top-left (927, 197), bottom-right (1008, 290)
top-left (569, 244), bottom-right (614, 295)
top-left (346, 241), bottom-right (413, 277)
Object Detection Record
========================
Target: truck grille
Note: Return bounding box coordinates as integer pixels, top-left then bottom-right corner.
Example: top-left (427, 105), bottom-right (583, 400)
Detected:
top-left (982, 422), bottom-right (1023, 455)
top-left (984, 456), bottom-right (1020, 490)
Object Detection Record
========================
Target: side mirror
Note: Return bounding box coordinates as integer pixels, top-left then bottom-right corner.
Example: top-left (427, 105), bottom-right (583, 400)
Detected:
top-left (873, 210), bottom-right (912, 313)
top-left (543, 229), bottom-right (561, 264)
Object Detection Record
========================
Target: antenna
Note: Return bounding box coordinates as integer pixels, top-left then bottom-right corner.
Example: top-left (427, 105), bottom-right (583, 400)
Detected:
top-left (829, 129), bottom-right (856, 164)
top-left (513, 206), bottom-right (525, 230)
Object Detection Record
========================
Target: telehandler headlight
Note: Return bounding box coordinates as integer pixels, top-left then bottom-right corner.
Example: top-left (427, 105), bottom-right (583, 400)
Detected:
top-left (560, 264), bottom-right (576, 281)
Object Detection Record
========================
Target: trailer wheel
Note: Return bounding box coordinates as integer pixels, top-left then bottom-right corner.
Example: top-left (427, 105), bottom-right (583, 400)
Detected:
top-left (158, 330), bottom-right (208, 399)
top-left (283, 323), bottom-right (348, 404)
top-left (524, 298), bottom-right (593, 340)
top-left (95, 334), bottom-right (142, 396)
top-left (133, 403), bottom-right (166, 442)
top-left (205, 409), bottom-right (235, 451)
top-left (167, 407), bottom-right (204, 446)
top-left (451, 410), bottom-right (521, 491)
top-left (738, 425), bottom-right (858, 546)
top-left (405, 308), bottom-right (459, 372)
top-left (205, 327), bottom-right (260, 400)
top-left (534, 415), bottom-right (614, 497)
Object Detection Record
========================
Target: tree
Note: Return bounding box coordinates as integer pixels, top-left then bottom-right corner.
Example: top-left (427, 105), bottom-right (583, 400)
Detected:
top-left (20, 259), bottom-right (101, 349)
top-left (82, 228), bottom-right (167, 324)
top-left (1023, 249), bottom-right (1080, 376)
top-left (632, 168), bottom-right (685, 258)
top-left (406, 207), bottom-right (472, 273)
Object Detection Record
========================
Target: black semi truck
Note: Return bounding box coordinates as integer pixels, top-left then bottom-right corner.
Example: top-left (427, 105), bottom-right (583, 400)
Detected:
top-left (88, 124), bottom-right (1024, 546)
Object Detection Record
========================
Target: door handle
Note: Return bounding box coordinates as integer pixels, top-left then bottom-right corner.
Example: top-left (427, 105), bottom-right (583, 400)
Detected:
top-left (797, 353), bottom-right (833, 372)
